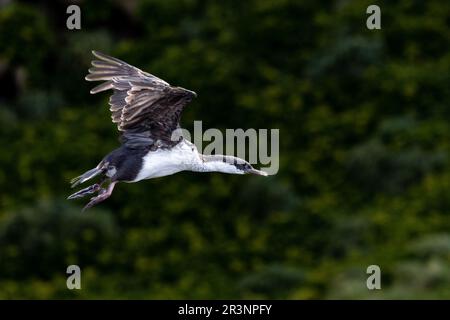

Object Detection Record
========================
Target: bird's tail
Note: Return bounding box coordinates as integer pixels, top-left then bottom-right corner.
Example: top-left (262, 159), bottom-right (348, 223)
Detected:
top-left (70, 166), bottom-right (104, 188)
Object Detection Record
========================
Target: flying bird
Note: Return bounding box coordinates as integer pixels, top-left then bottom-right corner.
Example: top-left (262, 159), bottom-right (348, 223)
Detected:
top-left (68, 51), bottom-right (267, 211)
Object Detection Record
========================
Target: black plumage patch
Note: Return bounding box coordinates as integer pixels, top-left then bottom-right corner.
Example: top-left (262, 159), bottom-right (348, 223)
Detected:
top-left (103, 146), bottom-right (148, 182)
top-left (234, 162), bottom-right (252, 171)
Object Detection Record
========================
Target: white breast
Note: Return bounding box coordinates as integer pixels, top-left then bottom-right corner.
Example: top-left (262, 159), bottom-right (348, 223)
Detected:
top-left (133, 140), bottom-right (201, 182)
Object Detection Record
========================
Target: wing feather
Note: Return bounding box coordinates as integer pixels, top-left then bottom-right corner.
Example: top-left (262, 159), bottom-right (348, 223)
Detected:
top-left (85, 51), bottom-right (196, 148)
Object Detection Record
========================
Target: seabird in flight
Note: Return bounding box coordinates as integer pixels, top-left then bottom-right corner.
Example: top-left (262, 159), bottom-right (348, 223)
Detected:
top-left (68, 51), bottom-right (267, 211)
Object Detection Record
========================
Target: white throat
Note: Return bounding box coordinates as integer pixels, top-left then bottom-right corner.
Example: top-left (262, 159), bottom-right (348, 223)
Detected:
top-left (194, 158), bottom-right (244, 174)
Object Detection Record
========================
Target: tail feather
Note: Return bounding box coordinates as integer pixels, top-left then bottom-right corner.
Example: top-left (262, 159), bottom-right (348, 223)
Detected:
top-left (70, 167), bottom-right (104, 188)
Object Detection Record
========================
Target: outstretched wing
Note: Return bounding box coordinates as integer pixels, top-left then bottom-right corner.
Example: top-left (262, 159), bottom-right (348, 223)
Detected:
top-left (85, 51), bottom-right (196, 148)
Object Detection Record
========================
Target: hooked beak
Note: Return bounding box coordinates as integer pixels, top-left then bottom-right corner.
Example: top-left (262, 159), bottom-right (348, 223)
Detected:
top-left (247, 168), bottom-right (268, 176)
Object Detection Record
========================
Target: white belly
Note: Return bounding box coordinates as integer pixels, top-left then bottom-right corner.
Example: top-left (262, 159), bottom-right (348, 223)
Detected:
top-left (133, 140), bottom-right (200, 182)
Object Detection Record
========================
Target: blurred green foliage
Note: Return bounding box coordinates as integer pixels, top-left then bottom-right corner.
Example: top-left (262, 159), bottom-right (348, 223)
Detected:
top-left (0, 0), bottom-right (448, 299)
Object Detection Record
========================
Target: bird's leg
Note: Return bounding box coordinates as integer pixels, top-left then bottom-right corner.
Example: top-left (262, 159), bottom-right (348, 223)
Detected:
top-left (68, 183), bottom-right (100, 200)
top-left (82, 181), bottom-right (117, 212)
top-left (67, 178), bottom-right (107, 200)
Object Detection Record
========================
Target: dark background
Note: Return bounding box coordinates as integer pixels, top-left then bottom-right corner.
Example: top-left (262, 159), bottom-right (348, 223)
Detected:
top-left (0, 0), bottom-right (448, 299)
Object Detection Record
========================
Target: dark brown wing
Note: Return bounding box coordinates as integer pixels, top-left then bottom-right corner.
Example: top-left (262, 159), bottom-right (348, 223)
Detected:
top-left (85, 51), bottom-right (196, 148)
